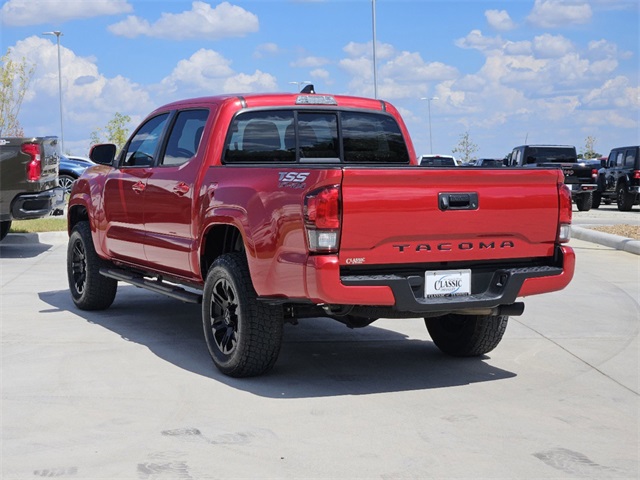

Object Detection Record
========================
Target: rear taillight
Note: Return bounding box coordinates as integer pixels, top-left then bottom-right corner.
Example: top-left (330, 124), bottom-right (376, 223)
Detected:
top-left (633, 170), bottom-right (640, 180)
top-left (304, 185), bottom-right (341, 253)
top-left (558, 183), bottom-right (572, 243)
top-left (591, 168), bottom-right (598, 180)
top-left (22, 143), bottom-right (42, 181)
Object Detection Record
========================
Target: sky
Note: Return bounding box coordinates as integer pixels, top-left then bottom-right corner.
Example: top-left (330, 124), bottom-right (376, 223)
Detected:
top-left (1, 0), bottom-right (638, 159)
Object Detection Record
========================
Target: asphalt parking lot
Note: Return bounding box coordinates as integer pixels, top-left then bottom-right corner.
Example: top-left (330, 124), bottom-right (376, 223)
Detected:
top-left (1, 228), bottom-right (638, 479)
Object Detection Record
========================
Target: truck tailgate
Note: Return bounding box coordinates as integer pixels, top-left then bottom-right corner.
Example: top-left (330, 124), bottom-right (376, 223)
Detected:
top-left (339, 167), bottom-right (562, 265)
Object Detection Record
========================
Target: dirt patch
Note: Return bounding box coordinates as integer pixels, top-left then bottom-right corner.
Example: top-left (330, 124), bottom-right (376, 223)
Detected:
top-left (588, 224), bottom-right (640, 240)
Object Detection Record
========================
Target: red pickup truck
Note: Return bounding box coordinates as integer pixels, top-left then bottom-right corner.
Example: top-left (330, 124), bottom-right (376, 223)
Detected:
top-left (67, 90), bottom-right (575, 377)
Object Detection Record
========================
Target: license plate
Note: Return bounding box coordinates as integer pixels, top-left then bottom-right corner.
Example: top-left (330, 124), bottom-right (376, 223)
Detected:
top-left (566, 184), bottom-right (575, 190)
top-left (425, 269), bottom-right (471, 298)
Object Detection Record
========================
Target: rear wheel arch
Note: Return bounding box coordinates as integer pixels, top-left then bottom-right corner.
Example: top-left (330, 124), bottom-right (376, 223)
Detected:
top-left (200, 223), bottom-right (246, 278)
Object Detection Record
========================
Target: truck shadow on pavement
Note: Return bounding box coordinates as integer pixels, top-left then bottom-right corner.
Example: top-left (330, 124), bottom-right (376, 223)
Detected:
top-left (39, 285), bottom-right (516, 398)
top-left (0, 237), bottom-right (55, 259)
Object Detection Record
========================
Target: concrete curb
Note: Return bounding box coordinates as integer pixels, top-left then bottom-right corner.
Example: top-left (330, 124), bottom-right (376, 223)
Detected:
top-left (571, 225), bottom-right (640, 255)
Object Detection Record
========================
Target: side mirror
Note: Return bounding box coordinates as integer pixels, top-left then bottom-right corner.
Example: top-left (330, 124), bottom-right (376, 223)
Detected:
top-left (89, 143), bottom-right (117, 165)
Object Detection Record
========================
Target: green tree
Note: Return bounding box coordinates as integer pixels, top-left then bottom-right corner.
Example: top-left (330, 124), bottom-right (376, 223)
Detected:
top-left (452, 131), bottom-right (478, 163)
top-left (90, 112), bottom-right (131, 152)
top-left (580, 136), bottom-right (600, 159)
top-left (0, 49), bottom-right (35, 137)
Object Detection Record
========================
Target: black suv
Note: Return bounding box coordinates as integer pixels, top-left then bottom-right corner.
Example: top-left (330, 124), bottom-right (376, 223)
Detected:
top-left (594, 146), bottom-right (639, 211)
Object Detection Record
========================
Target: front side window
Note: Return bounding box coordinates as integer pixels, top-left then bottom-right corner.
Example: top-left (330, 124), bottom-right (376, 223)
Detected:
top-left (161, 109), bottom-right (209, 167)
top-left (122, 113), bottom-right (170, 168)
top-left (615, 152), bottom-right (624, 167)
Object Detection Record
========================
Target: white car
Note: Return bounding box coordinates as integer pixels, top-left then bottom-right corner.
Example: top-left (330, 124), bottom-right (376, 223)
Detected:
top-left (418, 154), bottom-right (458, 167)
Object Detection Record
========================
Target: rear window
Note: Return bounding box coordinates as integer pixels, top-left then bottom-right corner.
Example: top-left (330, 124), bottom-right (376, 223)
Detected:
top-left (223, 109), bottom-right (409, 164)
top-left (524, 147), bottom-right (577, 164)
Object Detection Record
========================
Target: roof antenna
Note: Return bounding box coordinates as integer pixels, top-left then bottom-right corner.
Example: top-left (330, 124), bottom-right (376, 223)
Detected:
top-left (300, 84), bottom-right (315, 94)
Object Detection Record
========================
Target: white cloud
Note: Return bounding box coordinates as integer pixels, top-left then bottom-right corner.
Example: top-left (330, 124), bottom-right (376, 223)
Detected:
top-left (485, 10), bottom-right (516, 31)
top-left (9, 36), bottom-right (152, 152)
top-left (455, 30), bottom-right (504, 52)
top-left (339, 41), bottom-right (457, 100)
top-left (527, 0), bottom-right (592, 28)
top-left (160, 48), bottom-right (276, 95)
top-left (1, 0), bottom-right (132, 26)
top-left (108, 1), bottom-right (258, 40)
top-left (290, 56), bottom-right (330, 68)
top-left (533, 34), bottom-right (574, 58)
top-left (253, 43), bottom-right (280, 59)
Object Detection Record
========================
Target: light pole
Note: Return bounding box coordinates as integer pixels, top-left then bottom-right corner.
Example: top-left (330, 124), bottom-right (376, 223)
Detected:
top-left (371, 0), bottom-right (378, 99)
top-left (289, 81), bottom-right (312, 92)
top-left (43, 31), bottom-right (64, 152)
top-left (421, 96), bottom-right (438, 154)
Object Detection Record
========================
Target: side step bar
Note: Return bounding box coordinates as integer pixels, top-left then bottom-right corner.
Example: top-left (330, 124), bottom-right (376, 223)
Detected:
top-left (100, 268), bottom-right (203, 304)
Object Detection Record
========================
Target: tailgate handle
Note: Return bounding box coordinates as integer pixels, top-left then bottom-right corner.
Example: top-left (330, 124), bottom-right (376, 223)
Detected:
top-left (439, 192), bottom-right (478, 211)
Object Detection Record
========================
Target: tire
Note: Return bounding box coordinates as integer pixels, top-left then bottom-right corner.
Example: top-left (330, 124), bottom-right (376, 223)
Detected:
top-left (202, 252), bottom-right (283, 377)
top-left (67, 221), bottom-right (117, 310)
top-left (58, 174), bottom-right (76, 195)
top-left (591, 192), bottom-right (601, 209)
top-left (425, 314), bottom-right (508, 357)
top-left (0, 220), bottom-right (11, 241)
top-left (574, 192), bottom-right (592, 212)
top-left (617, 183), bottom-right (635, 211)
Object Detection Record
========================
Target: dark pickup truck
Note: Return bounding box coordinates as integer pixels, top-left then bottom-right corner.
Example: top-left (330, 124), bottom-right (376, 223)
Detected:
top-left (507, 145), bottom-right (598, 211)
top-left (594, 145), bottom-right (639, 211)
top-left (0, 136), bottom-right (65, 240)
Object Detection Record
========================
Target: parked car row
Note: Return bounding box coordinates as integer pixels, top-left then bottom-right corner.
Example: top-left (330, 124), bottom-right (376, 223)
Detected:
top-left (418, 144), bottom-right (638, 212)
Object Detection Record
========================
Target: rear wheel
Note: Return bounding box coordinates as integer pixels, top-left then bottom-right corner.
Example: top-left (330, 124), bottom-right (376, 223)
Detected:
top-left (67, 221), bottom-right (117, 310)
top-left (202, 253), bottom-right (283, 377)
top-left (591, 192), bottom-right (601, 209)
top-left (425, 314), bottom-right (508, 356)
top-left (574, 193), bottom-right (592, 212)
top-left (0, 220), bottom-right (11, 241)
top-left (617, 183), bottom-right (635, 211)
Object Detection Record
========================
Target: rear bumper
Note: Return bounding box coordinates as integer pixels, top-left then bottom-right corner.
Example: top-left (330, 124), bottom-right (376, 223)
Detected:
top-left (304, 246), bottom-right (575, 314)
top-left (568, 183), bottom-right (596, 194)
top-left (10, 187), bottom-right (65, 220)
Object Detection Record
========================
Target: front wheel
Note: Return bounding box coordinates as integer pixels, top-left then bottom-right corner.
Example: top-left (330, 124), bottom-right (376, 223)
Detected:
top-left (617, 184), bottom-right (635, 211)
top-left (67, 221), bottom-right (117, 310)
top-left (58, 174), bottom-right (76, 195)
top-left (202, 253), bottom-right (283, 377)
top-left (425, 314), bottom-right (508, 357)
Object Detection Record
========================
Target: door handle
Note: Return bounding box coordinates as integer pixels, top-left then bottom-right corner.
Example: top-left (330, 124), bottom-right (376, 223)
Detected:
top-left (439, 192), bottom-right (478, 211)
top-left (132, 181), bottom-right (145, 193)
top-left (172, 182), bottom-right (190, 196)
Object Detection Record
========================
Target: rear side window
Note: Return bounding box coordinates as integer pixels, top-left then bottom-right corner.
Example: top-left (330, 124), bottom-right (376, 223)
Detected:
top-left (224, 111), bottom-right (295, 163)
top-left (342, 112), bottom-right (409, 163)
top-left (624, 149), bottom-right (636, 168)
top-left (161, 109), bottom-right (209, 166)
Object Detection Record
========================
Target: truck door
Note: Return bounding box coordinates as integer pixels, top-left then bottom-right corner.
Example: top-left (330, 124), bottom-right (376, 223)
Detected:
top-left (143, 109), bottom-right (209, 278)
top-left (102, 113), bottom-right (169, 263)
